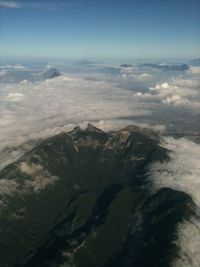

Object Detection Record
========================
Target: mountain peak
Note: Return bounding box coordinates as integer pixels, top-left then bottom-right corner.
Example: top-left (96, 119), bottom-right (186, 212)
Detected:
top-left (0, 125), bottom-right (194, 267)
top-left (43, 68), bottom-right (61, 79)
top-left (86, 123), bottom-right (105, 133)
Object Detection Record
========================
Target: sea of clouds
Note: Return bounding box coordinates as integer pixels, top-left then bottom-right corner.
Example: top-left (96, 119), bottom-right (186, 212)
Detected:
top-left (0, 62), bottom-right (199, 150)
top-left (0, 60), bottom-right (200, 266)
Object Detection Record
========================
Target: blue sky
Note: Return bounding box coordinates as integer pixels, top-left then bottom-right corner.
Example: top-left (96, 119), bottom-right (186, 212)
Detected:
top-left (0, 0), bottom-right (199, 59)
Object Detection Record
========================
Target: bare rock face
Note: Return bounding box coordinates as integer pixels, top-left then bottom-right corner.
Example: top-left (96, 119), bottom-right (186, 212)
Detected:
top-left (0, 125), bottom-right (195, 267)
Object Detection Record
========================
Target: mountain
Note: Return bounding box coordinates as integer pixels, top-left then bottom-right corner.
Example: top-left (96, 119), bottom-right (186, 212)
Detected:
top-left (189, 58), bottom-right (200, 66)
top-left (0, 125), bottom-right (196, 267)
top-left (43, 68), bottom-right (61, 79)
top-left (120, 64), bottom-right (133, 68)
top-left (141, 63), bottom-right (189, 72)
top-left (77, 59), bottom-right (95, 65)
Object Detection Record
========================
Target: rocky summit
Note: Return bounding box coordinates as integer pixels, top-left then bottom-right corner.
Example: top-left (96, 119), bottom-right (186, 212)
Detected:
top-left (0, 125), bottom-right (195, 267)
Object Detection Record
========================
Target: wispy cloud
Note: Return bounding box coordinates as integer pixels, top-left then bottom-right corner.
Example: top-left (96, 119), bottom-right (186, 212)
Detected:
top-left (0, 1), bottom-right (21, 8)
top-left (0, 1), bottom-right (80, 10)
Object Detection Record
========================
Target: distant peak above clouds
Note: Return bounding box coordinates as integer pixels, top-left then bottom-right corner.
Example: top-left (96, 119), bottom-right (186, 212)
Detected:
top-left (141, 63), bottom-right (189, 72)
top-left (77, 59), bottom-right (95, 65)
top-left (189, 58), bottom-right (200, 66)
top-left (119, 64), bottom-right (134, 68)
top-left (43, 68), bottom-right (61, 80)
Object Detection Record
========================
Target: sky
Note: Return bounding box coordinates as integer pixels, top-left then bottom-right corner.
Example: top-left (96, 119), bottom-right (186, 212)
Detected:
top-left (0, 0), bottom-right (200, 59)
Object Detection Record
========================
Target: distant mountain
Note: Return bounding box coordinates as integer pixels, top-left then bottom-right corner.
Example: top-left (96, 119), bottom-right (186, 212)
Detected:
top-left (120, 64), bottom-right (133, 68)
top-left (0, 125), bottom-right (196, 267)
top-left (77, 59), bottom-right (95, 65)
top-left (189, 58), bottom-right (200, 66)
top-left (43, 68), bottom-right (61, 79)
top-left (142, 63), bottom-right (189, 71)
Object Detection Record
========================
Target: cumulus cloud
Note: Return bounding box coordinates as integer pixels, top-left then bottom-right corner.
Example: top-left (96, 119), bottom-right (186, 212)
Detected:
top-left (149, 79), bottom-right (200, 109)
top-left (151, 82), bottom-right (170, 90)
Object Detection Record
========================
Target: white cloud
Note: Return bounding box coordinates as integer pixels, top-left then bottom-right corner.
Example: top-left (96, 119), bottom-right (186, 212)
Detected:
top-left (150, 82), bottom-right (175, 92)
top-left (20, 162), bottom-right (43, 175)
top-left (172, 217), bottom-right (200, 267)
top-left (1, 69), bottom-right (168, 169)
top-left (134, 92), bottom-right (152, 97)
top-left (149, 79), bottom-right (200, 109)
top-left (0, 1), bottom-right (80, 10)
top-left (0, 161), bottom-right (59, 199)
top-left (0, 69), bottom-right (7, 77)
top-left (13, 64), bottom-right (26, 69)
top-left (187, 66), bottom-right (200, 75)
top-left (154, 82), bottom-right (170, 90)
top-left (7, 92), bottom-right (24, 102)
top-left (0, 65), bottom-right (199, 169)
top-left (0, 1), bottom-right (21, 8)
top-left (148, 137), bottom-right (200, 207)
top-left (0, 63), bottom-right (199, 265)
top-left (20, 161), bottom-right (59, 193)
top-left (25, 175), bottom-right (59, 193)
top-left (19, 79), bottom-right (28, 84)
top-left (162, 94), bottom-right (182, 105)
top-left (0, 113), bottom-right (14, 126)
top-left (0, 179), bottom-right (19, 195)
top-left (0, 64), bottom-right (27, 69)
top-left (94, 119), bottom-right (166, 133)
top-left (148, 137), bottom-right (200, 267)
top-left (118, 65), bottom-right (200, 111)
top-left (0, 75), bottom-right (150, 153)
top-left (121, 68), bottom-right (154, 83)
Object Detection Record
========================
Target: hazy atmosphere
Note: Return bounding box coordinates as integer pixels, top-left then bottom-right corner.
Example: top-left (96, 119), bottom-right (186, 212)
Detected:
top-left (0, 1), bottom-right (200, 267)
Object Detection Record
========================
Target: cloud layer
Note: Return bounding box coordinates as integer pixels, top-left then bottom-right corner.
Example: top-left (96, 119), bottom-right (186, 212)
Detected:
top-left (148, 137), bottom-right (200, 267)
top-left (0, 61), bottom-right (200, 266)
top-left (0, 63), bottom-right (200, 169)
top-left (149, 137), bottom-right (200, 207)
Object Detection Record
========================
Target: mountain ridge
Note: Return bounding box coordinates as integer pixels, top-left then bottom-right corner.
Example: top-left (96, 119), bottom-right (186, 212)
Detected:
top-left (0, 125), bottom-right (196, 267)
